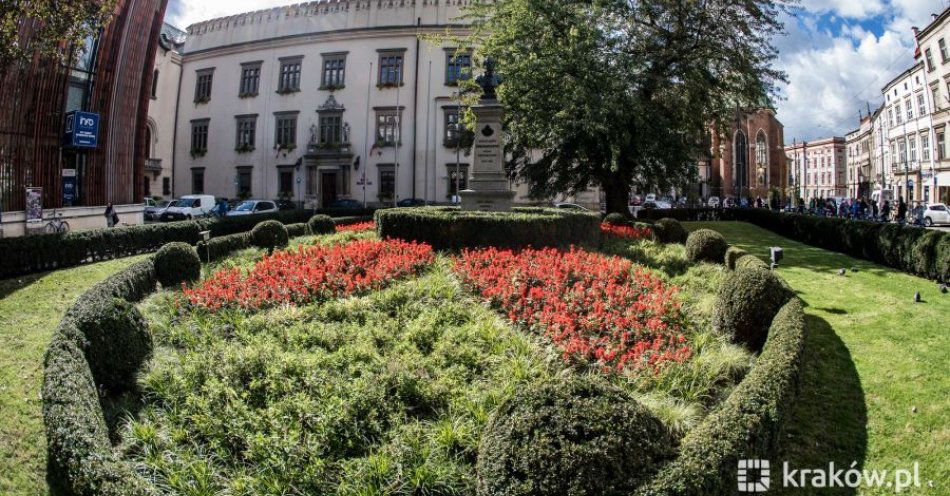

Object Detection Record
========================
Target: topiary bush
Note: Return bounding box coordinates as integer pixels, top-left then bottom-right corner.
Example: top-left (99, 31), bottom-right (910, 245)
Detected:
top-left (250, 220), bottom-right (289, 251)
top-left (725, 246), bottom-right (749, 270)
top-left (685, 229), bottom-right (728, 264)
top-left (308, 214), bottom-right (336, 235)
top-left (653, 218), bottom-right (687, 244)
top-left (734, 253), bottom-right (769, 272)
top-left (603, 212), bottom-right (630, 226)
top-left (477, 375), bottom-right (676, 496)
top-left (64, 297), bottom-right (152, 394)
top-left (935, 233), bottom-right (950, 283)
top-left (712, 266), bottom-right (791, 352)
top-left (154, 242), bottom-right (200, 288)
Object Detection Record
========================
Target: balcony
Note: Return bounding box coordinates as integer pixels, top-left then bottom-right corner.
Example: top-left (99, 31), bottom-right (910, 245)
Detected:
top-left (145, 158), bottom-right (162, 173)
top-left (306, 141), bottom-right (352, 156)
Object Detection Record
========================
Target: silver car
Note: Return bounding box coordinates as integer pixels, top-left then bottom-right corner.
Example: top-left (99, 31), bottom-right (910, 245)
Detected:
top-left (227, 199), bottom-right (279, 216)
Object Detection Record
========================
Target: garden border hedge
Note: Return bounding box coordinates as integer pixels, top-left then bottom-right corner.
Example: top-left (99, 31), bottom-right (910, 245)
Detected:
top-left (376, 206), bottom-right (601, 250)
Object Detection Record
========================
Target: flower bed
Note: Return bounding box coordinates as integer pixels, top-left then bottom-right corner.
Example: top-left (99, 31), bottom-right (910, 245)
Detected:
top-left (601, 223), bottom-right (654, 240)
top-left (183, 239), bottom-right (433, 311)
top-left (453, 247), bottom-right (691, 371)
top-left (335, 220), bottom-right (375, 233)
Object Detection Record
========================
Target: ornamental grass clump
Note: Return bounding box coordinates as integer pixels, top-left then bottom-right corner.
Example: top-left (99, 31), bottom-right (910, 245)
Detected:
top-left (477, 375), bottom-right (676, 496)
top-left (453, 246), bottom-right (691, 372)
top-left (183, 239), bottom-right (434, 311)
top-left (154, 242), bottom-right (200, 288)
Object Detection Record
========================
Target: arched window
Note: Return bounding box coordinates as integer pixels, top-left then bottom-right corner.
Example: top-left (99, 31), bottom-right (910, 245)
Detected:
top-left (756, 131), bottom-right (768, 167)
top-left (144, 125), bottom-right (153, 158)
top-left (734, 130), bottom-right (748, 194)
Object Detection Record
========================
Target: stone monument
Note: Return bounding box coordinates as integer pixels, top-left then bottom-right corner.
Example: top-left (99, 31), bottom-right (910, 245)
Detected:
top-left (460, 58), bottom-right (516, 211)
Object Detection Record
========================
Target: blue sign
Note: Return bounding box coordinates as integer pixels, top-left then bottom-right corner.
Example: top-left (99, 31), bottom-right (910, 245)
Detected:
top-left (64, 111), bottom-right (100, 148)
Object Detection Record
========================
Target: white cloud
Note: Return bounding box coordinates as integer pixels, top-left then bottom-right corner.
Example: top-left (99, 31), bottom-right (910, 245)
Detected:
top-left (165, 0), bottom-right (294, 29)
top-left (798, 0), bottom-right (886, 20)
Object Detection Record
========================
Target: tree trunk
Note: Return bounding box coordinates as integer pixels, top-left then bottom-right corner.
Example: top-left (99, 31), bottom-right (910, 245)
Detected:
top-left (602, 177), bottom-right (630, 215)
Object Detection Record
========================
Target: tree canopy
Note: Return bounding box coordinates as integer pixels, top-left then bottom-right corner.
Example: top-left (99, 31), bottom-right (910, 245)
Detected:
top-left (1, 0), bottom-right (114, 74)
top-left (460, 0), bottom-right (787, 212)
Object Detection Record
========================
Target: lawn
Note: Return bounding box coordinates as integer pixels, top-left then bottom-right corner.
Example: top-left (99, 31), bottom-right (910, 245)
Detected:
top-left (686, 221), bottom-right (949, 496)
top-left (0, 255), bottom-right (146, 495)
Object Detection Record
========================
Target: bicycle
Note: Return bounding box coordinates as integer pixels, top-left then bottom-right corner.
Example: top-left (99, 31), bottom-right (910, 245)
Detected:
top-left (44, 210), bottom-right (70, 234)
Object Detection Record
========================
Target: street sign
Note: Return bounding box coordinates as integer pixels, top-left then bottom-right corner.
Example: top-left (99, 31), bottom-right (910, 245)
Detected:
top-left (62, 169), bottom-right (77, 206)
top-left (63, 111), bottom-right (100, 148)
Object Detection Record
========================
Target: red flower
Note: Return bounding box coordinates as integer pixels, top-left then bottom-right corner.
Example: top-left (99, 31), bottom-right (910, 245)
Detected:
top-left (453, 247), bottom-right (690, 373)
top-left (183, 239), bottom-right (433, 311)
top-left (600, 223), bottom-right (654, 240)
top-left (336, 221), bottom-right (375, 233)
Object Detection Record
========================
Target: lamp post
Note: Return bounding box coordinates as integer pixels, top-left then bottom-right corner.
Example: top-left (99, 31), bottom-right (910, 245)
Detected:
top-left (454, 119), bottom-right (463, 203)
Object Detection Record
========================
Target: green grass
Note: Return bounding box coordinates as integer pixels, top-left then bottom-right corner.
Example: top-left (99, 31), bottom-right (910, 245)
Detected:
top-left (0, 256), bottom-right (146, 495)
top-left (686, 221), bottom-right (949, 496)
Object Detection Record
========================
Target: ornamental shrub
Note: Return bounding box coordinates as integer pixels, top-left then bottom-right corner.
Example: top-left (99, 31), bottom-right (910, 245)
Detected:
top-left (935, 233), bottom-right (950, 282)
top-left (911, 230), bottom-right (943, 279)
top-left (603, 212), bottom-right (629, 226)
top-left (685, 229), bottom-right (728, 264)
top-left (713, 266), bottom-right (791, 352)
top-left (734, 253), bottom-right (769, 272)
top-left (250, 220), bottom-right (289, 251)
top-left (653, 218), bottom-right (687, 244)
top-left (65, 296), bottom-right (152, 394)
top-left (477, 375), bottom-right (676, 496)
top-left (197, 232), bottom-right (251, 262)
top-left (154, 242), bottom-right (200, 288)
top-left (725, 246), bottom-right (749, 270)
top-left (308, 214), bottom-right (336, 235)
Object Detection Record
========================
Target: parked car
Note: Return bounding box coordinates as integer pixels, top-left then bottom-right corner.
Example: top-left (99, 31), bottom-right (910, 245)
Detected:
top-left (160, 194), bottom-right (216, 221)
top-left (922, 203), bottom-right (950, 226)
top-left (554, 202), bottom-right (589, 210)
top-left (723, 197), bottom-right (737, 208)
top-left (707, 196), bottom-right (721, 208)
top-left (397, 198), bottom-right (427, 207)
top-left (629, 200), bottom-right (671, 217)
top-left (227, 199), bottom-right (278, 217)
top-left (327, 199), bottom-right (363, 209)
top-left (274, 199), bottom-right (297, 210)
top-left (144, 199), bottom-right (174, 221)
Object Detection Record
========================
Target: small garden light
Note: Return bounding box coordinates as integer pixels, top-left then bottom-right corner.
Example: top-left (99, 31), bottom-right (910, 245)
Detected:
top-left (770, 246), bottom-right (783, 269)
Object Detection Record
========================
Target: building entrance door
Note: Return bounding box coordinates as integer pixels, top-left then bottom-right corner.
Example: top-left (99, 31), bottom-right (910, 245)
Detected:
top-left (322, 172), bottom-right (337, 207)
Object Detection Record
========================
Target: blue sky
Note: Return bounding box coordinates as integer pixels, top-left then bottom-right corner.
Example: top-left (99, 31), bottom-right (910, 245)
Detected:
top-left (166, 0), bottom-right (950, 143)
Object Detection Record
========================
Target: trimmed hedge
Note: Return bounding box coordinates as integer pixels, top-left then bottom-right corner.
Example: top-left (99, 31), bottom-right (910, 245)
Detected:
top-left (376, 207), bottom-right (601, 251)
top-left (637, 297), bottom-right (807, 496)
top-left (654, 218), bottom-right (688, 244)
top-left (154, 242), bottom-right (200, 288)
top-left (285, 223), bottom-right (310, 238)
top-left (308, 214), bottom-right (336, 235)
top-left (713, 265), bottom-right (792, 351)
top-left (685, 229), bottom-right (728, 263)
top-left (735, 253), bottom-right (770, 272)
top-left (725, 246), bottom-right (749, 270)
top-left (250, 220), bottom-right (289, 251)
top-left (603, 212), bottom-right (630, 226)
top-left (196, 232), bottom-right (250, 262)
top-left (477, 375), bottom-right (675, 496)
top-left (729, 208), bottom-right (950, 282)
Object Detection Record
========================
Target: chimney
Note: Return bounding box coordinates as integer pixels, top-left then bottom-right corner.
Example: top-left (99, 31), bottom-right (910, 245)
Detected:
top-left (913, 26), bottom-right (919, 36)
top-left (933, 14), bottom-right (939, 21)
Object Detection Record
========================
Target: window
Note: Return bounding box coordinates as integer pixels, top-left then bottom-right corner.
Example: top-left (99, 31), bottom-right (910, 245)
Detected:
top-left (378, 164), bottom-right (396, 200)
top-left (891, 143), bottom-right (898, 165)
top-left (909, 136), bottom-right (917, 161)
top-left (444, 108), bottom-right (473, 147)
top-left (319, 114), bottom-right (343, 145)
top-left (939, 131), bottom-right (946, 160)
top-left (941, 39), bottom-right (949, 62)
top-left (933, 86), bottom-right (941, 111)
top-left (191, 168), bottom-right (205, 194)
top-left (321, 53), bottom-right (346, 89)
top-left (378, 50), bottom-right (405, 86)
top-left (889, 108), bottom-right (895, 126)
top-left (375, 108), bottom-right (401, 146)
top-left (235, 115), bottom-right (256, 151)
top-left (755, 132), bottom-right (767, 166)
top-left (278, 57), bottom-right (302, 94)
top-left (898, 138), bottom-right (907, 164)
top-left (151, 69), bottom-right (159, 99)
top-left (447, 163), bottom-right (469, 197)
top-left (906, 99), bottom-right (914, 120)
top-left (896, 106), bottom-right (903, 124)
top-left (922, 133), bottom-right (931, 161)
top-left (274, 113), bottom-right (298, 149)
top-left (144, 175), bottom-right (151, 197)
top-left (162, 177), bottom-right (171, 195)
top-left (918, 93), bottom-right (927, 115)
top-left (237, 167), bottom-right (252, 197)
top-left (926, 48), bottom-right (935, 72)
top-left (190, 119), bottom-right (209, 155)
top-left (194, 69), bottom-right (213, 103)
top-left (240, 62), bottom-right (261, 96)
top-left (445, 50), bottom-right (472, 85)
top-left (279, 169), bottom-right (294, 196)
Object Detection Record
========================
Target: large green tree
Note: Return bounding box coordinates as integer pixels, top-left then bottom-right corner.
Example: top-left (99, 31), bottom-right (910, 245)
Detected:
top-left (461, 0), bottom-right (786, 213)
top-left (1, 0), bottom-right (114, 74)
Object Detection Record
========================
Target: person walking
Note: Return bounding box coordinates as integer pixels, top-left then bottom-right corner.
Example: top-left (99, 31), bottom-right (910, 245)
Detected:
top-left (104, 203), bottom-right (118, 228)
top-left (882, 200), bottom-right (891, 222)
top-left (871, 200), bottom-right (879, 221)
top-left (897, 197), bottom-right (907, 225)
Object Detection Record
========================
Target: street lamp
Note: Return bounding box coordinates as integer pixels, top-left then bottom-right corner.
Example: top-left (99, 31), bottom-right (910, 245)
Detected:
top-left (454, 119), bottom-right (464, 204)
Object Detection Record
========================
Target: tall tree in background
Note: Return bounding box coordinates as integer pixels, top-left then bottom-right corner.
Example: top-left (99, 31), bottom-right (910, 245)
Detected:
top-left (0, 0), bottom-right (114, 74)
top-left (462, 0), bottom-right (786, 213)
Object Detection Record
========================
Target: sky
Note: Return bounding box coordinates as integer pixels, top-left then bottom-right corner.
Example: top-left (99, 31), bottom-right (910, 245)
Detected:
top-left (165, 0), bottom-right (950, 144)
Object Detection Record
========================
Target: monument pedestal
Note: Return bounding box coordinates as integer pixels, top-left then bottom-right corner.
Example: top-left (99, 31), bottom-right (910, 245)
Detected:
top-left (460, 101), bottom-right (516, 211)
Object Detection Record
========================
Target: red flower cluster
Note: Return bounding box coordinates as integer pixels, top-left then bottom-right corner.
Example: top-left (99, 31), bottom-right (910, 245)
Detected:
top-left (453, 247), bottom-right (691, 371)
top-left (600, 223), bottom-right (654, 240)
top-left (336, 221), bottom-right (376, 233)
top-left (183, 239), bottom-right (433, 311)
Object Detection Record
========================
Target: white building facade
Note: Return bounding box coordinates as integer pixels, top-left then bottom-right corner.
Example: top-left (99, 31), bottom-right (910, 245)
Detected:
top-left (171, 1), bottom-right (494, 208)
top-left (915, 9), bottom-right (950, 204)
top-left (845, 112), bottom-right (873, 198)
top-left (145, 23), bottom-right (185, 200)
top-left (784, 137), bottom-right (846, 201)
top-left (882, 62), bottom-right (936, 203)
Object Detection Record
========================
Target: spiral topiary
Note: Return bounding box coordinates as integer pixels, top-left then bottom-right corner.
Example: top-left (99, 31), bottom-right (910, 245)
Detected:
top-left (476, 375), bottom-right (676, 496)
top-left (307, 214), bottom-right (336, 235)
top-left (154, 242), bottom-right (200, 288)
top-left (250, 220), bottom-right (289, 252)
top-left (653, 217), bottom-right (687, 244)
top-left (712, 266), bottom-right (791, 351)
top-left (685, 229), bottom-right (728, 264)
top-left (602, 213), bottom-right (629, 226)
top-left (67, 297), bottom-right (152, 393)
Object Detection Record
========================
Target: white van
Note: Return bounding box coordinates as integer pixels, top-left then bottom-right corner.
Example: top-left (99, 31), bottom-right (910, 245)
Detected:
top-left (871, 189), bottom-right (894, 205)
top-left (160, 195), bottom-right (216, 221)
